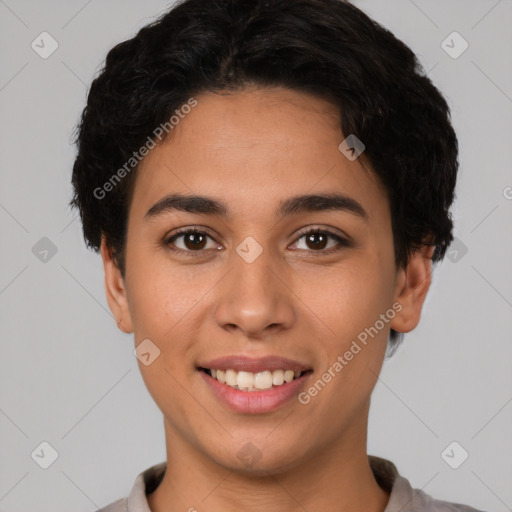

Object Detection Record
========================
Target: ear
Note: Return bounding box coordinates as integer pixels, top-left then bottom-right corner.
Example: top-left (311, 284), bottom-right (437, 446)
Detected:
top-left (100, 236), bottom-right (133, 334)
top-left (390, 243), bottom-right (435, 334)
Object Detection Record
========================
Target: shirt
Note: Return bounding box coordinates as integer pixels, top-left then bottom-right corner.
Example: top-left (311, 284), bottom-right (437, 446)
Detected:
top-left (96, 455), bottom-right (485, 512)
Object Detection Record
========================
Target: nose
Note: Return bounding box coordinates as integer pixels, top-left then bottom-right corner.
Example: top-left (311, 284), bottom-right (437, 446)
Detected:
top-left (214, 247), bottom-right (295, 339)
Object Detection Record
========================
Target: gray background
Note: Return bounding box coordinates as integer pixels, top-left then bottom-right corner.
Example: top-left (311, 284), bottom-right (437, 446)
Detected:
top-left (0, 0), bottom-right (511, 510)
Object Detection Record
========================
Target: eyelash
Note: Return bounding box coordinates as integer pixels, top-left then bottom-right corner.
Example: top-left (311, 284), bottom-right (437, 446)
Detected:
top-left (163, 227), bottom-right (350, 258)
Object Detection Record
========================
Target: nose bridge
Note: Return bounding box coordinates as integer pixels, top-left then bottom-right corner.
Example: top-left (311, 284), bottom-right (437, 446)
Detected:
top-left (214, 239), bottom-right (294, 336)
top-left (234, 243), bottom-right (276, 298)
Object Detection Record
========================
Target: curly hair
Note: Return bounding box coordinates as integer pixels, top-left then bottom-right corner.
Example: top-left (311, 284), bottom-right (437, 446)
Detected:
top-left (70, 0), bottom-right (459, 355)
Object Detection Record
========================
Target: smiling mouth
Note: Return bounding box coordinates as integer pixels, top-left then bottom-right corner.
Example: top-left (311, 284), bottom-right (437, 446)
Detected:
top-left (198, 367), bottom-right (313, 392)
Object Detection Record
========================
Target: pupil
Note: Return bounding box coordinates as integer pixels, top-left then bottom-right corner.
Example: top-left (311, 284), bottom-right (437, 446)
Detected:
top-left (186, 233), bottom-right (206, 250)
top-left (308, 233), bottom-right (327, 250)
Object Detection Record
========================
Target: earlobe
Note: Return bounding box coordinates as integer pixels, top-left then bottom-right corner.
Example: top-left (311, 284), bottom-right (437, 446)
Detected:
top-left (390, 244), bottom-right (435, 334)
top-left (100, 236), bottom-right (133, 334)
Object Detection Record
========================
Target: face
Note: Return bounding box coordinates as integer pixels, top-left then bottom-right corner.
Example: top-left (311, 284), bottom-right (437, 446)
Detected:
top-left (102, 86), bottom-right (432, 474)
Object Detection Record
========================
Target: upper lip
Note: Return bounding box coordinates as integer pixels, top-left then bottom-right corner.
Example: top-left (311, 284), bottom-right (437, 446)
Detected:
top-left (198, 355), bottom-right (312, 374)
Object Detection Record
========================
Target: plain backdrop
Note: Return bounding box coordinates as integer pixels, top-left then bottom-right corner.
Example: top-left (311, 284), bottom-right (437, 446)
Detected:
top-left (0, 1), bottom-right (511, 511)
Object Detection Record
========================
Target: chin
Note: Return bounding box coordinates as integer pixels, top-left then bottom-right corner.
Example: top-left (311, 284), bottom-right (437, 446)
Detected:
top-left (210, 438), bottom-right (310, 477)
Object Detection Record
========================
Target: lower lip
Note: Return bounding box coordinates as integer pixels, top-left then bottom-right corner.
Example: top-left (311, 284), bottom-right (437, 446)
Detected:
top-left (199, 370), bottom-right (311, 414)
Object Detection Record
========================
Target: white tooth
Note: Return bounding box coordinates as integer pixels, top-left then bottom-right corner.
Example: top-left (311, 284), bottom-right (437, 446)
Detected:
top-left (237, 371), bottom-right (254, 390)
top-left (254, 371), bottom-right (273, 390)
top-left (225, 369), bottom-right (237, 386)
top-left (216, 368), bottom-right (298, 390)
top-left (284, 370), bottom-right (294, 383)
top-left (272, 369), bottom-right (284, 386)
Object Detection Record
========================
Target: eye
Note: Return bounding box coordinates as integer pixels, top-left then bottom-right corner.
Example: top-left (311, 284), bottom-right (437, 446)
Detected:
top-left (164, 227), bottom-right (350, 258)
top-left (290, 229), bottom-right (350, 253)
top-left (164, 228), bottom-right (220, 256)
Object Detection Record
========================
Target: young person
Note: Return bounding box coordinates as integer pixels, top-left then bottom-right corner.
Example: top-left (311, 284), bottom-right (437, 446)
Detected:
top-left (70, 0), bottom-right (484, 510)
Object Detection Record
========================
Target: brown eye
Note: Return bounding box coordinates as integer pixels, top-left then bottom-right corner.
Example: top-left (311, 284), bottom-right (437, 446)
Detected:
top-left (304, 232), bottom-right (329, 250)
top-left (165, 228), bottom-right (219, 256)
top-left (291, 229), bottom-right (350, 253)
top-left (181, 232), bottom-right (207, 250)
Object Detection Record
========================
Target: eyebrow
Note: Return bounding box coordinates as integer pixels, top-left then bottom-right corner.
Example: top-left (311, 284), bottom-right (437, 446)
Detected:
top-left (145, 192), bottom-right (369, 222)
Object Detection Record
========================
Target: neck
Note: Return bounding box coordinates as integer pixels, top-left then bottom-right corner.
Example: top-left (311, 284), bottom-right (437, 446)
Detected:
top-left (148, 407), bottom-right (389, 512)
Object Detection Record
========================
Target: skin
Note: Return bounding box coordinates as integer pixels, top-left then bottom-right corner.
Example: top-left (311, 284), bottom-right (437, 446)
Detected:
top-left (100, 86), bottom-right (434, 512)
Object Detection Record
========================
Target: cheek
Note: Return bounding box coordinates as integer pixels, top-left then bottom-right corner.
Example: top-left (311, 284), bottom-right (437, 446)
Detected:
top-left (295, 255), bottom-right (393, 403)
top-left (126, 253), bottom-right (201, 340)
top-left (299, 257), bottom-right (394, 344)
top-left (125, 254), bottom-right (213, 386)
top-left (128, 264), bottom-right (201, 419)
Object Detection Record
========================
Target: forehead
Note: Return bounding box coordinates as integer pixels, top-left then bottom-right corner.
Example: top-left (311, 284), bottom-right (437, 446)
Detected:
top-left (129, 87), bottom-right (387, 223)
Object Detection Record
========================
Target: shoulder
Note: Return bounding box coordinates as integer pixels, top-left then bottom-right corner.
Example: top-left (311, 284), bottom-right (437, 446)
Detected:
top-left (420, 489), bottom-right (485, 512)
top-left (395, 475), bottom-right (486, 512)
top-left (368, 456), bottom-right (486, 512)
top-left (93, 497), bottom-right (127, 512)
top-left (91, 462), bottom-right (166, 512)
